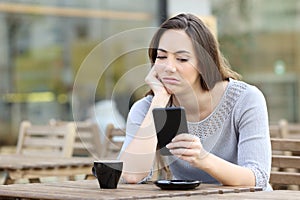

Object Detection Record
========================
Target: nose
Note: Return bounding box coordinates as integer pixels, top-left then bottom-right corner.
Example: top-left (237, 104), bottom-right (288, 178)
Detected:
top-left (164, 57), bottom-right (176, 73)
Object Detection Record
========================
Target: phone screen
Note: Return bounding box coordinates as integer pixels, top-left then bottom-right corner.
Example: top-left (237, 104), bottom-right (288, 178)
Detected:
top-left (152, 107), bottom-right (188, 155)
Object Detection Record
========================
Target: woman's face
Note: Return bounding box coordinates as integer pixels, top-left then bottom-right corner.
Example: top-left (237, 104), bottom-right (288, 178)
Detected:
top-left (154, 29), bottom-right (200, 95)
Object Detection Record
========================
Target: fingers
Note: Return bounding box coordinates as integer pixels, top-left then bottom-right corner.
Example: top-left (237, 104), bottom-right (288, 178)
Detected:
top-left (145, 68), bottom-right (157, 83)
top-left (145, 67), bottom-right (160, 86)
top-left (168, 147), bottom-right (198, 156)
top-left (171, 133), bottom-right (199, 142)
top-left (166, 140), bottom-right (200, 150)
top-left (166, 134), bottom-right (207, 161)
top-left (148, 65), bottom-right (160, 78)
top-left (167, 134), bottom-right (200, 151)
top-left (145, 67), bottom-right (170, 96)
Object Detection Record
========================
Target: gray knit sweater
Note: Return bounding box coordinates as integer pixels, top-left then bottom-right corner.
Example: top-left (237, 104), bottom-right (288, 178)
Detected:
top-left (121, 79), bottom-right (272, 190)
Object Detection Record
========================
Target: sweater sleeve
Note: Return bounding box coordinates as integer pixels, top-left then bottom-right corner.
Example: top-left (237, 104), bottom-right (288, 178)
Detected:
top-left (120, 95), bottom-right (152, 152)
top-left (235, 85), bottom-right (272, 190)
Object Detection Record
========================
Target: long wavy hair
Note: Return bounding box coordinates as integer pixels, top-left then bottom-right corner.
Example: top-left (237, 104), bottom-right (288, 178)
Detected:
top-left (146, 13), bottom-right (241, 96)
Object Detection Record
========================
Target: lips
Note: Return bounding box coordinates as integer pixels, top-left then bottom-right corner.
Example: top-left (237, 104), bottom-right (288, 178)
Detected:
top-left (161, 77), bottom-right (180, 85)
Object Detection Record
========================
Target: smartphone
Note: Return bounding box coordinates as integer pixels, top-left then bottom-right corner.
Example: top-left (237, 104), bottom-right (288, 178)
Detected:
top-left (152, 107), bottom-right (188, 155)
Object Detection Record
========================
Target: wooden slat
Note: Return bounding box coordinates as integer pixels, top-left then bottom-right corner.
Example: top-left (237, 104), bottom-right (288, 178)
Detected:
top-left (269, 123), bottom-right (281, 138)
top-left (16, 121), bottom-right (76, 158)
top-left (270, 137), bottom-right (300, 188)
top-left (270, 172), bottom-right (300, 185)
top-left (24, 138), bottom-right (65, 147)
top-left (73, 122), bottom-right (102, 157)
top-left (0, 155), bottom-right (94, 184)
top-left (287, 123), bottom-right (300, 133)
top-left (26, 127), bottom-right (68, 136)
top-left (73, 142), bottom-right (93, 149)
top-left (75, 132), bottom-right (92, 140)
top-left (8, 166), bottom-right (92, 180)
top-left (20, 151), bottom-right (63, 158)
top-left (49, 120), bottom-right (103, 158)
top-left (272, 155), bottom-right (300, 169)
top-left (0, 181), bottom-right (262, 200)
top-left (205, 190), bottom-right (300, 200)
top-left (271, 138), bottom-right (300, 151)
top-left (270, 119), bottom-right (300, 139)
top-left (103, 124), bottom-right (125, 158)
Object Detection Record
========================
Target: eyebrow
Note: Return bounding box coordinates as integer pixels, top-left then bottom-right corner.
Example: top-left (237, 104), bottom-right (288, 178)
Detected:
top-left (157, 48), bottom-right (191, 55)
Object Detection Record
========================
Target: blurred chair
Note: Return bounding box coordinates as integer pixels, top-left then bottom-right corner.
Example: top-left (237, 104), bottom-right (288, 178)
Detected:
top-left (279, 119), bottom-right (300, 139)
top-left (270, 119), bottom-right (300, 139)
top-left (270, 119), bottom-right (300, 190)
top-left (16, 121), bottom-right (76, 158)
top-left (269, 122), bottom-right (281, 138)
top-left (73, 121), bottom-right (103, 158)
top-left (270, 138), bottom-right (300, 190)
top-left (49, 119), bottom-right (103, 158)
top-left (103, 123), bottom-right (125, 158)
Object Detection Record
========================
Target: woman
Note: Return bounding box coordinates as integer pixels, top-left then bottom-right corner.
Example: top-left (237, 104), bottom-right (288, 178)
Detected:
top-left (119, 13), bottom-right (272, 190)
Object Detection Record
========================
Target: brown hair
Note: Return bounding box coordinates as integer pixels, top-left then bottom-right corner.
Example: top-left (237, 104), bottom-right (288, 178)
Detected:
top-left (147, 13), bottom-right (241, 95)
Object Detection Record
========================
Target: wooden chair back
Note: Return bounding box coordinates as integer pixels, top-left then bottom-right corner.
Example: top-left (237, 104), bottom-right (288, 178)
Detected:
top-left (269, 123), bottom-right (281, 138)
top-left (270, 119), bottom-right (300, 139)
top-left (16, 121), bottom-right (76, 157)
top-left (49, 120), bottom-right (103, 158)
top-left (73, 121), bottom-right (103, 158)
top-left (270, 138), bottom-right (300, 189)
top-left (282, 122), bottom-right (300, 139)
top-left (103, 123), bottom-right (125, 158)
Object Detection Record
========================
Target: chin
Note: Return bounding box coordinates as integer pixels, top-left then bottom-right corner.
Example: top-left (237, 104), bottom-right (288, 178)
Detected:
top-left (165, 87), bottom-right (175, 94)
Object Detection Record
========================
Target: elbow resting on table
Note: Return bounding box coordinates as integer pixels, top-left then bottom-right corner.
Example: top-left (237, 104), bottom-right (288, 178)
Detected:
top-left (121, 174), bottom-right (145, 184)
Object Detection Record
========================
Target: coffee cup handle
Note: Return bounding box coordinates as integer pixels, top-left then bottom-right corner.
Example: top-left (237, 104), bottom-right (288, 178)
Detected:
top-left (92, 166), bottom-right (97, 178)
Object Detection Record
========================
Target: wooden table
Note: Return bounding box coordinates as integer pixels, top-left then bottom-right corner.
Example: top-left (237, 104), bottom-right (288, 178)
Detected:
top-left (0, 179), bottom-right (264, 200)
top-left (0, 155), bottom-right (94, 184)
top-left (158, 190), bottom-right (300, 200)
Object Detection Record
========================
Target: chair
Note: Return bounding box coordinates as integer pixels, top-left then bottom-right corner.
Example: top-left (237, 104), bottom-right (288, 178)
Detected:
top-left (269, 119), bottom-right (289, 138)
top-left (281, 121), bottom-right (300, 139)
top-left (269, 122), bottom-right (281, 138)
top-left (270, 138), bottom-right (300, 190)
top-left (271, 119), bottom-right (300, 139)
top-left (102, 123), bottom-right (125, 158)
top-left (16, 121), bottom-right (76, 158)
top-left (49, 120), bottom-right (103, 158)
top-left (73, 121), bottom-right (103, 158)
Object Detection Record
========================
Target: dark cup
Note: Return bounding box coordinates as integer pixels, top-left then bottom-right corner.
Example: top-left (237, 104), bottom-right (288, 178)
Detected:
top-left (92, 160), bottom-right (123, 189)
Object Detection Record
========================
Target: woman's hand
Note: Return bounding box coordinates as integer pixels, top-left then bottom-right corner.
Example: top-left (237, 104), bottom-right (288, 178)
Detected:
top-left (145, 65), bottom-right (169, 96)
top-left (166, 134), bottom-right (208, 168)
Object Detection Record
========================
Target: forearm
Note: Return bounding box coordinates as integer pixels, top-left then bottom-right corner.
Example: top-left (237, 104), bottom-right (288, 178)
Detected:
top-left (199, 153), bottom-right (255, 186)
top-left (119, 122), bottom-right (156, 183)
top-left (119, 95), bottom-right (170, 183)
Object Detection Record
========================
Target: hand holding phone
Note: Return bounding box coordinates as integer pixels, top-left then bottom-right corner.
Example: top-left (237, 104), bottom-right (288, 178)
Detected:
top-left (152, 107), bottom-right (188, 155)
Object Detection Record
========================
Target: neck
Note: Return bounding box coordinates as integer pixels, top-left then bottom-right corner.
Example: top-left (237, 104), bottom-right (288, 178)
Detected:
top-left (172, 81), bottom-right (228, 121)
top-left (172, 89), bottom-right (211, 122)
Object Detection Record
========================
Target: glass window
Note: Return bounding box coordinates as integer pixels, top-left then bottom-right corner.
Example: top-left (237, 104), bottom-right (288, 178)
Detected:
top-left (0, 0), bottom-right (160, 145)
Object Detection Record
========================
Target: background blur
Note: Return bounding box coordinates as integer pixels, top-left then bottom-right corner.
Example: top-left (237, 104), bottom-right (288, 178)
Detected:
top-left (0, 0), bottom-right (299, 145)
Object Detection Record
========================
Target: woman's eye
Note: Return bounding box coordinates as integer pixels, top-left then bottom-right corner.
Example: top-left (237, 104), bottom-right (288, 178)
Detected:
top-left (156, 56), bottom-right (167, 59)
top-left (177, 58), bottom-right (188, 62)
